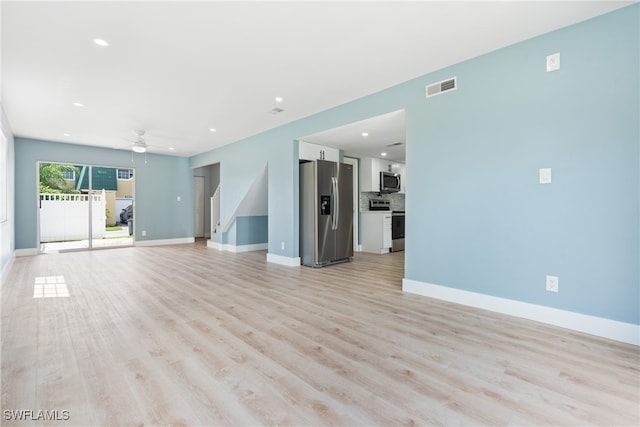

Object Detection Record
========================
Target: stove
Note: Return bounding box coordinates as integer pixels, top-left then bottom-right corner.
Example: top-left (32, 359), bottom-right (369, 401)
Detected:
top-left (391, 211), bottom-right (405, 252)
top-left (368, 199), bottom-right (404, 252)
top-left (369, 199), bottom-right (390, 211)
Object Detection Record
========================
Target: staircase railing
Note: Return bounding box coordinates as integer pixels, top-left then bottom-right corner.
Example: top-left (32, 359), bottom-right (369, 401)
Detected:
top-left (211, 185), bottom-right (220, 235)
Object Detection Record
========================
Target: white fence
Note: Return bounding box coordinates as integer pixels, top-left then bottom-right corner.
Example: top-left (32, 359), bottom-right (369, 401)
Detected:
top-left (40, 191), bottom-right (106, 242)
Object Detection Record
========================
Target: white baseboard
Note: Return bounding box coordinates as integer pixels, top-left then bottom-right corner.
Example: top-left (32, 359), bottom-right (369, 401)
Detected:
top-left (360, 247), bottom-right (390, 254)
top-left (403, 279), bottom-right (639, 346)
top-left (207, 240), bottom-right (222, 250)
top-left (210, 242), bottom-right (284, 260)
top-left (15, 248), bottom-right (38, 257)
top-left (266, 253), bottom-right (301, 267)
top-left (225, 243), bottom-right (268, 253)
top-left (135, 237), bottom-right (195, 247)
top-left (206, 241), bottom-right (267, 253)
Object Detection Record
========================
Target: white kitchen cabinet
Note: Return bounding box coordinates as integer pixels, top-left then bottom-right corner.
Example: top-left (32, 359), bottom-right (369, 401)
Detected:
top-left (360, 156), bottom-right (405, 193)
top-left (299, 141), bottom-right (340, 162)
top-left (360, 157), bottom-right (379, 192)
top-left (360, 212), bottom-right (392, 254)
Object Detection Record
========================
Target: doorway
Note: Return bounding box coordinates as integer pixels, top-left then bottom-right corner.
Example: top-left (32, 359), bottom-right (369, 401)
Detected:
top-left (194, 176), bottom-right (205, 238)
top-left (38, 162), bottom-right (135, 252)
top-left (193, 163), bottom-right (220, 240)
top-left (297, 110), bottom-right (407, 256)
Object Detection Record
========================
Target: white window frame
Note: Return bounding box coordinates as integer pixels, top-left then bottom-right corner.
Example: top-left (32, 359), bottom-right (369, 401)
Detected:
top-left (117, 169), bottom-right (134, 180)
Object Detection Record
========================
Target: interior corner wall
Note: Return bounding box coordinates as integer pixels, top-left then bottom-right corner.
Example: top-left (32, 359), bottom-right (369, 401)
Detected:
top-left (0, 105), bottom-right (16, 285)
top-left (14, 138), bottom-right (194, 249)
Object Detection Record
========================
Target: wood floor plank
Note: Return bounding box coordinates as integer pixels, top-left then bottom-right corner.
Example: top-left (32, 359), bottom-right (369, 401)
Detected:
top-left (2, 243), bottom-right (638, 426)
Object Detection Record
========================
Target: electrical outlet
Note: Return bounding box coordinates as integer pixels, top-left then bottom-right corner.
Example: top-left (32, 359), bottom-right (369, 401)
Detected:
top-left (281, 241), bottom-right (285, 250)
top-left (141, 230), bottom-right (147, 237)
top-left (546, 275), bottom-right (559, 292)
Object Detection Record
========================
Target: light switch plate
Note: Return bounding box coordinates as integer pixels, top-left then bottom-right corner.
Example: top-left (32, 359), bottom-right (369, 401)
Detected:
top-left (547, 53), bottom-right (560, 72)
top-left (539, 168), bottom-right (552, 184)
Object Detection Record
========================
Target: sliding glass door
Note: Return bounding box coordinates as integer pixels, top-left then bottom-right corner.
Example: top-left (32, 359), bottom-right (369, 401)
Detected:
top-left (38, 162), bottom-right (134, 253)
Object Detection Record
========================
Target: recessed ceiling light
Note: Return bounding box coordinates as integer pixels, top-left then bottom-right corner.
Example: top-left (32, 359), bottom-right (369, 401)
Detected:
top-left (72, 102), bottom-right (84, 107)
top-left (92, 38), bottom-right (109, 47)
top-left (63, 133), bottom-right (70, 137)
top-left (209, 128), bottom-right (217, 132)
top-left (169, 147), bottom-right (175, 151)
top-left (275, 97), bottom-right (283, 103)
top-left (381, 152), bottom-right (387, 156)
top-left (362, 132), bottom-right (369, 137)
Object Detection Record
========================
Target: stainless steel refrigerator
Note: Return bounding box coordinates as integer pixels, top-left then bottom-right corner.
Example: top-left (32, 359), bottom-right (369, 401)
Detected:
top-left (300, 160), bottom-right (353, 267)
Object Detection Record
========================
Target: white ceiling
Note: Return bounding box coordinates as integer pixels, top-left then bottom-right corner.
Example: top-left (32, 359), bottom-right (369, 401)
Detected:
top-left (1, 1), bottom-right (633, 158)
top-left (301, 110), bottom-right (407, 162)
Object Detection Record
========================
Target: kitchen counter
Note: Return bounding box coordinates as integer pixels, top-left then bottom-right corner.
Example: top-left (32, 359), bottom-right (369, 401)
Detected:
top-left (360, 211), bottom-right (392, 254)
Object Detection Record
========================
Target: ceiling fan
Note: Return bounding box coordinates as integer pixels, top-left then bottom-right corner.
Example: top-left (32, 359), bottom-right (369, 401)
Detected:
top-left (123, 129), bottom-right (174, 157)
top-left (128, 130), bottom-right (148, 153)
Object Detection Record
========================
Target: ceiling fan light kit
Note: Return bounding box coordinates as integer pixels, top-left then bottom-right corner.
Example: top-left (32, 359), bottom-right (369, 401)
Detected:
top-left (132, 145), bottom-right (146, 153)
top-left (128, 130), bottom-right (148, 153)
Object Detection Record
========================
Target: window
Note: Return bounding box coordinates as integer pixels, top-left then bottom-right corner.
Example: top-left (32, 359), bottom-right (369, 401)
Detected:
top-left (63, 170), bottom-right (76, 180)
top-left (117, 169), bottom-right (134, 180)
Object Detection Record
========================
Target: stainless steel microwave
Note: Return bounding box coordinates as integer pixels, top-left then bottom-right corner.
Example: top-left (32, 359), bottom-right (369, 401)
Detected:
top-left (380, 171), bottom-right (401, 193)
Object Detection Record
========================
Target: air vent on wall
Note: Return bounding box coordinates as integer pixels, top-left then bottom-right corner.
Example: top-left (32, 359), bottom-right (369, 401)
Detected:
top-left (385, 142), bottom-right (404, 147)
top-left (425, 77), bottom-right (457, 98)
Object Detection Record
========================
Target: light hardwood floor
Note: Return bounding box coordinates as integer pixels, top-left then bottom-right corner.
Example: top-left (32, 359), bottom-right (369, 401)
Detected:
top-left (2, 244), bottom-right (638, 426)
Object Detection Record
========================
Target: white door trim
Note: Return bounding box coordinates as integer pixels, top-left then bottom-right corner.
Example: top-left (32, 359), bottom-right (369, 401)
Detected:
top-left (343, 157), bottom-right (358, 252)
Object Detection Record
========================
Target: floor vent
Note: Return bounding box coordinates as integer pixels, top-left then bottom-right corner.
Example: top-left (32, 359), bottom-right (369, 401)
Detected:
top-left (425, 77), bottom-right (457, 98)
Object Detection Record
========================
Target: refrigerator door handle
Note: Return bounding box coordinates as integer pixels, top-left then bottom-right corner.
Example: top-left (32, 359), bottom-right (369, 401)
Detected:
top-left (334, 176), bottom-right (339, 230)
top-left (331, 177), bottom-right (338, 230)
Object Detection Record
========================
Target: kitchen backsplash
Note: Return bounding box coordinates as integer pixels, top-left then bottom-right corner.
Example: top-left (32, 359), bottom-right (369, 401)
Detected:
top-left (360, 192), bottom-right (405, 212)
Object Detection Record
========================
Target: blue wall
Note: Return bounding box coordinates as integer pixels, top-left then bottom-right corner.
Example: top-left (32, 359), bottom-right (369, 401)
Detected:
top-left (14, 138), bottom-right (194, 249)
top-left (190, 103), bottom-right (402, 257)
top-left (190, 129), bottom-right (296, 255)
top-left (191, 5), bottom-right (638, 325)
top-left (404, 6), bottom-right (639, 324)
top-left (236, 216), bottom-right (268, 246)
